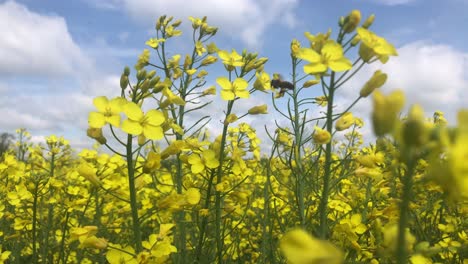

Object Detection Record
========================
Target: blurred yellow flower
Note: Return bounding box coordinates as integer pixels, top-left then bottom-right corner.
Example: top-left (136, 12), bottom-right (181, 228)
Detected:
top-left (280, 229), bottom-right (343, 264)
top-left (313, 126), bottom-right (331, 144)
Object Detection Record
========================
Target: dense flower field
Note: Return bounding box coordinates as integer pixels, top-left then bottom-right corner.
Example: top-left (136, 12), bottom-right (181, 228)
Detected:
top-left (1, 10), bottom-right (467, 264)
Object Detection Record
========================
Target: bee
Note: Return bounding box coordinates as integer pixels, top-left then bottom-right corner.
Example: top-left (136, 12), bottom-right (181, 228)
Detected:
top-left (271, 74), bottom-right (294, 98)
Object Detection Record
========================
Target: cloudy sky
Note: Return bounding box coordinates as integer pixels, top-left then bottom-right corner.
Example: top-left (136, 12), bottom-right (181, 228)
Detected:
top-left (1, 0), bottom-right (467, 151)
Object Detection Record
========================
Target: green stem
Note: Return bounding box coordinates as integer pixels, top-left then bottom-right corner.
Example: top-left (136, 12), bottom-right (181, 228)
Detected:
top-left (31, 181), bottom-right (39, 264)
top-left (215, 100), bottom-right (235, 264)
top-left (317, 71), bottom-right (336, 239)
top-left (396, 150), bottom-right (416, 264)
top-left (126, 134), bottom-right (142, 252)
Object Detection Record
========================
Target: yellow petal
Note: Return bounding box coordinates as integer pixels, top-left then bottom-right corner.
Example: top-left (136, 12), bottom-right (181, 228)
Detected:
top-left (304, 63), bottom-right (328, 74)
top-left (143, 125), bottom-right (164, 140)
top-left (124, 102), bottom-right (144, 121)
top-left (221, 90), bottom-right (235, 101)
top-left (233, 78), bottom-right (248, 91)
top-left (216, 77), bottom-right (231, 90)
top-left (88, 112), bottom-right (106, 128)
top-left (93, 96), bottom-right (109, 113)
top-left (121, 119), bottom-right (143, 135)
top-left (106, 115), bottom-right (120, 127)
top-left (146, 110), bottom-right (165, 126)
top-left (296, 48), bottom-right (321, 63)
top-left (322, 42), bottom-right (344, 60)
top-left (328, 58), bottom-right (352, 72)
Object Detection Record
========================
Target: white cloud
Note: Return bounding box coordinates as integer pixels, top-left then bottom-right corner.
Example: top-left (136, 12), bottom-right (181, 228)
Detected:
top-left (0, 1), bottom-right (92, 77)
top-left (86, 0), bottom-right (299, 49)
top-left (336, 41), bottom-right (468, 141)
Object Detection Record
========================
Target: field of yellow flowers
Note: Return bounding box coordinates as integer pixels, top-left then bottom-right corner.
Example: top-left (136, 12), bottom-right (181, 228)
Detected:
top-left (0, 10), bottom-right (467, 264)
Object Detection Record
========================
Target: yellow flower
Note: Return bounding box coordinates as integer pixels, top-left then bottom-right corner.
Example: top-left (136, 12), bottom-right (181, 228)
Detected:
top-left (360, 70), bottom-right (387, 97)
top-left (253, 71), bottom-right (271, 91)
top-left (70, 226), bottom-right (98, 242)
top-left (121, 102), bottom-right (166, 140)
top-left (0, 246), bottom-right (11, 264)
top-left (217, 77), bottom-right (249, 101)
top-left (195, 41), bottom-right (206, 56)
top-left (297, 41), bottom-right (352, 74)
top-left (143, 151), bottom-right (161, 173)
top-left (106, 244), bottom-right (138, 264)
top-left (248, 105), bottom-right (268, 115)
top-left (145, 38), bottom-right (165, 49)
top-left (280, 229), bottom-right (343, 264)
top-left (188, 16), bottom-right (203, 29)
top-left (135, 49), bottom-right (150, 70)
top-left (357, 28), bottom-right (397, 63)
top-left (218, 49), bottom-right (244, 71)
top-left (313, 126), bottom-right (331, 144)
top-left (335, 112), bottom-right (355, 131)
top-left (184, 188), bottom-right (201, 205)
top-left (381, 223), bottom-right (416, 254)
top-left (162, 87), bottom-right (185, 106)
top-left (429, 109), bottom-right (468, 200)
top-left (372, 90), bottom-right (405, 137)
top-left (80, 236), bottom-right (108, 250)
top-left (77, 163), bottom-right (101, 186)
top-left (304, 30), bottom-right (332, 53)
top-left (188, 149), bottom-right (220, 174)
top-left (88, 96), bottom-right (126, 128)
top-left (410, 254), bottom-right (432, 264)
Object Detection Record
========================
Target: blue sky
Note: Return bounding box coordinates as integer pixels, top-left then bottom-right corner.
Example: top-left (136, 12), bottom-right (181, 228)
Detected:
top-left (1, 0), bottom-right (467, 151)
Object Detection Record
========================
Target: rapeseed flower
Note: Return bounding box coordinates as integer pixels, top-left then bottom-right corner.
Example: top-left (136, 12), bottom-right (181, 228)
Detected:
top-left (121, 102), bottom-right (165, 140)
top-left (188, 149), bottom-right (219, 173)
top-left (297, 41), bottom-right (352, 74)
top-left (217, 77), bottom-right (249, 100)
top-left (280, 229), bottom-right (343, 264)
top-left (88, 96), bottom-right (126, 128)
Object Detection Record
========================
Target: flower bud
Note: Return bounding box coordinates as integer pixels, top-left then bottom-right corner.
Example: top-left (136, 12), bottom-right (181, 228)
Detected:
top-left (362, 14), bottom-right (375, 29)
top-left (137, 69), bottom-right (147, 80)
top-left (120, 74), bottom-right (128, 89)
top-left (224, 114), bottom-right (238, 125)
top-left (147, 70), bottom-right (156, 79)
top-left (124, 66), bottom-right (131, 76)
top-left (172, 19), bottom-right (182, 27)
top-left (248, 104), bottom-right (268, 115)
top-left (202, 86), bottom-right (216, 96)
top-left (343, 10), bottom-right (361, 33)
top-left (87, 128), bottom-right (107, 145)
top-left (402, 104), bottom-right (428, 147)
top-left (360, 70), bottom-right (387, 97)
top-left (302, 79), bottom-right (320, 88)
top-left (290, 39), bottom-right (301, 57)
top-left (201, 55), bottom-right (218, 66)
top-left (138, 134), bottom-right (146, 146)
top-left (339, 16), bottom-right (345, 27)
top-left (351, 35), bottom-right (361, 46)
top-left (139, 80), bottom-right (150, 93)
